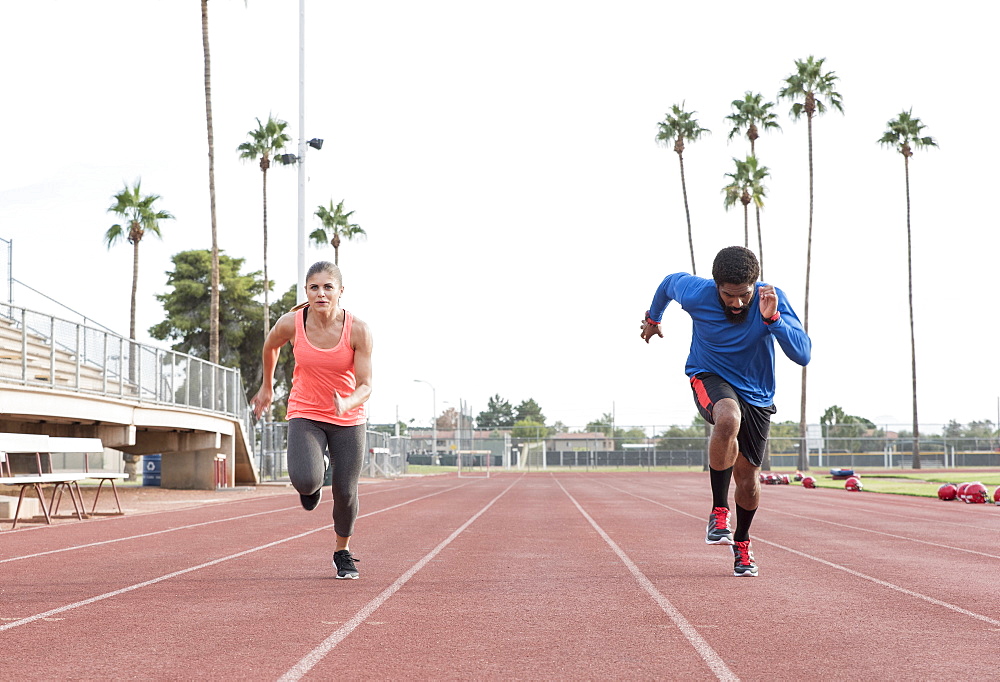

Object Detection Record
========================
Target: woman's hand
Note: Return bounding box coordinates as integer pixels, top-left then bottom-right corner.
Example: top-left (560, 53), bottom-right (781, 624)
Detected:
top-left (251, 385), bottom-right (273, 420)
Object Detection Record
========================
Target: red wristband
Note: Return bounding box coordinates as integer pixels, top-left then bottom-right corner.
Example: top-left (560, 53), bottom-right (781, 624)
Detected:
top-left (645, 311), bottom-right (660, 325)
top-left (762, 311), bottom-right (780, 325)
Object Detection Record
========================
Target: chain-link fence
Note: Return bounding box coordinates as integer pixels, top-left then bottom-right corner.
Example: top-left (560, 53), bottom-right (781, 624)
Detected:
top-left (399, 424), bottom-right (1000, 470)
top-left (255, 421), bottom-right (409, 480)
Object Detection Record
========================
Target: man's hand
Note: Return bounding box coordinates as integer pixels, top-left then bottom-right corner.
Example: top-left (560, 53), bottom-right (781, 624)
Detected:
top-left (758, 284), bottom-right (778, 319)
top-left (640, 316), bottom-right (663, 344)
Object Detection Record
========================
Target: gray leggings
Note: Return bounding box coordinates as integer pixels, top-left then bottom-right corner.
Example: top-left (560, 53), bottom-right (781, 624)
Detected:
top-left (287, 418), bottom-right (365, 538)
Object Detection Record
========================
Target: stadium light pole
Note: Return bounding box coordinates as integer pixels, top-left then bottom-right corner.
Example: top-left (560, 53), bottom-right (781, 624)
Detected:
top-left (295, 0), bottom-right (306, 302)
top-left (291, 0), bottom-right (325, 303)
top-left (414, 379), bottom-right (436, 458)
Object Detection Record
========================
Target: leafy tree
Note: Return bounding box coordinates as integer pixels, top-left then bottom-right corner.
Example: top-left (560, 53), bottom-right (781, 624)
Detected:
top-left (723, 156), bottom-right (769, 251)
top-left (657, 415), bottom-right (709, 450)
top-left (104, 179), bottom-right (174, 342)
top-left (768, 420), bottom-right (801, 454)
top-left (512, 419), bottom-right (546, 440)
top-left (778, 55), bottom-right (844, 471)
top-left (656, 102), bottom-right (710, 275)
top-left (437, 407), bottom-right (460, 430)
top-left (268, 284), bottom-right (299, 417)
top-left (477, 394), bottom-right (515, 428)
top-left (238, 115), bottom-right (291, 338)
top-left (515, 398), bottom-right (546, 425)
top-left (879, 109), bottom-right (937, 469)
top-left (820, 405), bottom-right (876, 452)
top-left (618, 427), bottom-right (647, 446)
top-left (149, 250), bottom-right (266, 402)
top-left (587, 413), bottom-right (614, 437)
top-left (372, 421), bottom-right (410, 437)
top-left (200, 0), bottom-right (221, 364)
top-left (942, 420), bottom-right (998, 451)
top-left (310, 200), bottom-right (366, 265)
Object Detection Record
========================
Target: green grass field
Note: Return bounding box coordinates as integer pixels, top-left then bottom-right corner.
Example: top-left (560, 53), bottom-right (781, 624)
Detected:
top-left (800, 470), bottom-right (1000, 497)
top-left (402, 465), bottom-right (1000, 500)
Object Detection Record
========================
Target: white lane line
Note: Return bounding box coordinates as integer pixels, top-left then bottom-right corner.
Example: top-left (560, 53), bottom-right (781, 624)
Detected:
top-left (1, 479), bottom-right (462, 564)
top-left (601, 482), bottom-right (1000, 627)
top-left (554, 478), bottom-right (739, 682)
top-left (0, 480), bottom-right (477, 633)
top-left (2, 478), bottom-right (423, 536)
top-left (278, 478), bottom-right (520, 682)
top-left (0, 506), bottom-right (299, 564)
top-left (780, 494), bottom-right (1000, 532)
top-left (766, 508), bottom-right (1000, 559)
top-left (762, 538), bottom-right (1000, 627)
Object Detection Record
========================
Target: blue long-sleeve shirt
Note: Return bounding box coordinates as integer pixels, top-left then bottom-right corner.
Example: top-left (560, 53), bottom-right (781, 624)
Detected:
top-left (648, 273), bottom-right (811, 407)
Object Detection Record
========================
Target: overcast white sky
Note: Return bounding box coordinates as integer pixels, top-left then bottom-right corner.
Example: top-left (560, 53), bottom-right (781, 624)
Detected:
top-left (2, 1), bottom-right (997, 433)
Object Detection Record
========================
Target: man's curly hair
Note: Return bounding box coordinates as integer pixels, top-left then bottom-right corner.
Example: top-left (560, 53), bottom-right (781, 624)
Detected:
top-left (712, 246), bottom-right (760, 285)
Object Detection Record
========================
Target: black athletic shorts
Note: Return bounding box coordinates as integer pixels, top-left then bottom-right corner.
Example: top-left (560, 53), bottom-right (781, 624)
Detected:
top-left (689, 372), bottom-right (776, 467)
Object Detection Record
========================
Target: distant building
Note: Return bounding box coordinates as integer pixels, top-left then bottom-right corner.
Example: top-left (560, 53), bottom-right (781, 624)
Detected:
top-left (546, 431), bottom-right (614, 453)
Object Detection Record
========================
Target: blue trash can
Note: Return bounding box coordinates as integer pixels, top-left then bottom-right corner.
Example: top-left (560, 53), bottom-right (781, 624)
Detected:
top-left (143, 454), bottom-right (162, 487)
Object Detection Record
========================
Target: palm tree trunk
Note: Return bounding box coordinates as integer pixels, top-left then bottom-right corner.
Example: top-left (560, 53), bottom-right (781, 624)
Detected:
top-left (129, 239), bottom-right (140, 383)
top-left (129, 240), bottom-right (139, 342)
top-left (262, 168), bottom-right (270, 338)
top-left (905, 154), bottom-right (921, 469)
top-left (677, 152), bottom-right (696, 275)
top-left (202, 0), bottom-right (220, 365)
top-left (755, 204), bottom-right (764, 281)
top-left (743, 205), bottom-right (749, 248)
top-left (798, 114), bottom-right (815, 472)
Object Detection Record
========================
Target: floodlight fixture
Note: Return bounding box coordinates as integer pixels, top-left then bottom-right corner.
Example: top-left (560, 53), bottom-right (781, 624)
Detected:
top-left (308, 138), bottom-right (324, 150)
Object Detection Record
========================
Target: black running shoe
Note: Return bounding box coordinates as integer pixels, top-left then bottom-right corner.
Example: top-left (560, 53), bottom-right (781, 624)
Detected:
top-left (732, 540), bottom-right (758, 577)
top-left (300, 489), bottom-right (321, 511)
top-left (706, 506), bottom-right (734, 545)
top-left (333, 549), bottom-right (360, 579)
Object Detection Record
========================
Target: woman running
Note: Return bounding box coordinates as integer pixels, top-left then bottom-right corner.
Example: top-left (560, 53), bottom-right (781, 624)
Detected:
top-left (251, 261), bottom-right (373, 579)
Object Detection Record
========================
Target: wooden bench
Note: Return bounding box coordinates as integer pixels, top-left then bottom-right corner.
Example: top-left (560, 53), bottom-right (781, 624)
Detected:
top-left (0, 434), bottom-right (128, 529)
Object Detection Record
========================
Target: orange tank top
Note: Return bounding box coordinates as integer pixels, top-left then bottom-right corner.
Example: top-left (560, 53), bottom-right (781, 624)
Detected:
top-left (286, 307), bottom-right (367, 426)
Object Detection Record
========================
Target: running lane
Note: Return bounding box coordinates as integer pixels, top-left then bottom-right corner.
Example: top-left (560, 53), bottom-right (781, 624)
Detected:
top-left (574, 472), bottom-right (1000, 680)
top-left (284, 473), bottom-right (737, 680)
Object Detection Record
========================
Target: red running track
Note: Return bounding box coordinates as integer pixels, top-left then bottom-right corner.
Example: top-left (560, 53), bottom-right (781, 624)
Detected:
top-left (2, 472), bottom-right (999, 680)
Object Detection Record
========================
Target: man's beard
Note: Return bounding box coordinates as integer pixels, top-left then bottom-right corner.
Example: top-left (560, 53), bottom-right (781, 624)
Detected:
top-left (723, 305), bottom-right (750, 324)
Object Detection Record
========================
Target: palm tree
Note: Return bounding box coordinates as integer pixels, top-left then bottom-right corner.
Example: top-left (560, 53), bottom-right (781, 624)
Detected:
top-left (238, 115), bottom-right (291, 337)
top-left (656, 103), bottom-right (710, 275)
top-left (726, 92), bottom-right (780, 278)
top-left (104, 180), bottom-right (174, 341)
top-left (726, 92), bottom-right (781, 156)
top-left (723, 159), bottom-right (752, 248)
top-left (778, 56), bottom-right (844, 471)
top-left (201, 0), bottom-right (220, 365)
top-left (722, 156), bottom-right (768, 253)
top-left (310, 200), bottom-right (366, 265)
top-left (879, 109), bottom-right (937, 470)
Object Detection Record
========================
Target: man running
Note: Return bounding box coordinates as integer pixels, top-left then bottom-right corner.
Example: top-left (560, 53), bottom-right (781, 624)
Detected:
top-left (640, 246), bottom-right (811, 576)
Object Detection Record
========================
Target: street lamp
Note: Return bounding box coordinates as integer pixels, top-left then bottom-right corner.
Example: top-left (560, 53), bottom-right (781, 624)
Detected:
top-left (413, 379), bottom-right (436, 459)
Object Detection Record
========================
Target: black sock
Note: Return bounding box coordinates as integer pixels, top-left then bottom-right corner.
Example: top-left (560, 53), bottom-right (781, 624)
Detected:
top-left (709, 466), bottom-right (733, 509)
top-left (734, 503), bottom-right (756, 542)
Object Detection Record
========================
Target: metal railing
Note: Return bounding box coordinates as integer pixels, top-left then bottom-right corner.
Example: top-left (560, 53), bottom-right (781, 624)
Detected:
top-left (0, 301), bottom-right (253, 442)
